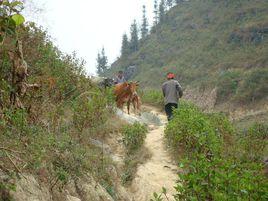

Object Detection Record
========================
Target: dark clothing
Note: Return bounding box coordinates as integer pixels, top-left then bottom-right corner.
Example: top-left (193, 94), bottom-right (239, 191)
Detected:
top-left (162, 80), bottom-right (183, 105)
top-left (165, 103), bottom-right (178, 121)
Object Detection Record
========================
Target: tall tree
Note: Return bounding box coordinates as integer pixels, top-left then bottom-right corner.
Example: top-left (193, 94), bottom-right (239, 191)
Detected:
top-left (129, 20), bottom-right (139, 53)
top-left (96, 47), bottom-right (108, 75)
top-left (159, 0), bottom-right (166, 23)
top-left (96, 52), bottom-right (102, 75)
top-left (121, 33), bottom-right (129, 57)
top-left (141, 5), bottom-right (149, 39)
top-left (153, 0), bottom-right (158, 26)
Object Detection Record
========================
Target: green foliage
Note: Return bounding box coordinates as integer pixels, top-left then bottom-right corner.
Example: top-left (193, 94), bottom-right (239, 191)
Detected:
top-left (216, 70), bottom-right (240, 103)
top-left (158, 0), bottom-right (166, 24)
top-left (141, 5), bottom-right (149, 39)
top-left (207, 112), bottom-right (235, 147)
top-left (96, 47), bottom-right (108, 76)
top-left (150, 187), bottom-right (168, 201)
top-left (0, 0), bottom-right (24, 43)
top-left (175, 156), bottom-right (268, 201)
top-left (164, 102), bottom-right (268, 200)
top-left (11, 14), bottom-right (24, 26)
top-left (240, 122), bottom-right (268, 162)
top-left (121, 33), bottom-right (130, 57)
top-left (122, 122), bottom-right (147, 154)
top-left (0, 91), bottom-right (116, 191)
top-left (235, 69), bottom-right (268, 103)
top-left (121, 156), bottom-right (136, 185)
top-left (140, 89), bottom-right (163, 107)
top-left (153, 0), bottom-right (159, 26)
top-left (2, 108), bottom-right (28, 135)
top-left (121, 122), bottom-right (148, 185)
top-left (0, 180), bottom-right (15, 201)
top-left (129, 20), bottom-right (139, 53)
top-left (56, 167), bottom-right (69, 183)
top-left (72, 89), bottom-right (112, 134)
top-left (165, 102), bottom-right (223, 156)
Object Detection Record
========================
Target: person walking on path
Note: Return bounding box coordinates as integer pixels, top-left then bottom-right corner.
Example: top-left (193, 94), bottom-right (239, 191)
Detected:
top-left (114, 70), bottom-right (126, 84)
top-left (162, 72), bottom-right (183, 121)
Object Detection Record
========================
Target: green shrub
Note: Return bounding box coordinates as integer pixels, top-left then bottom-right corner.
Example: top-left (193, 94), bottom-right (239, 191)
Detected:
top-left (207, 112), bottom-right (235, 148)
top-left (235, 69), bottom-right (268, 103)
top-left (72, 89), bottom-right (112, 135)
top-left (165, 101), bottom-right (268, 200)
top-left (240, 122), bottom-right (268, 162)
top-left (140, 90), bottom-right (164, 107)
top-left (165, 102), bottom-right (223, 156)
top-left (216, 71), bottom-right (240, 103)
top-left (175, 156), bottom-right (268, 201)
top-left (122, 122), bottom-right (147, 154)
top-left (121, 122), bottom-right (148, 185)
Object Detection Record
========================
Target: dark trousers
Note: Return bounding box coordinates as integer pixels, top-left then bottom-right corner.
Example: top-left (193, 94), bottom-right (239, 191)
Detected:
top-left (165, 103), bottom-right (178, 121)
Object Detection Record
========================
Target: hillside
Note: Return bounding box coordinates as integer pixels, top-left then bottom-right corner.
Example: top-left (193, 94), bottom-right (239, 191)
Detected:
top-left (1, 1), bottom-right (267, 200)
top-left (0, 2), bottom-right (131, 200)
top-left (107, 0), bottom-right (268, 108)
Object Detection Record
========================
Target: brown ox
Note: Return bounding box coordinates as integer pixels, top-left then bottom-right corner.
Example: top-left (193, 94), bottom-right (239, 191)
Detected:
top-left (114, 82), bottom-right (140, 114)
top-left (127, 92), bottom-right (141, 115)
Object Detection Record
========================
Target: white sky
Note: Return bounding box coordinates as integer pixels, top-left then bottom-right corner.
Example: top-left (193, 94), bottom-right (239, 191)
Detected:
top-left (23, 0), bottom-right (154, 75)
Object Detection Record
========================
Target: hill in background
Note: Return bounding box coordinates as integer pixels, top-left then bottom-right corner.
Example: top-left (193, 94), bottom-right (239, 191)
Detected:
top-left (106, 0), bottom-right (268, 112)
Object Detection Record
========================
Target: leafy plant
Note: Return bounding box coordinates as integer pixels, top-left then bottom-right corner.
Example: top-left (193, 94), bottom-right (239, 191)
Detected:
top-left (216, 70), bottom-right (240, 103)
top-left (121, 122), bottom-right (148, 185)
top-left (150, 187), bottom-right (168, 201)
top-left (72, 89), bottom-right (111, 134)
top-left (240, 122), bottom-right (268, 162)
top-left (175, 156), bottom-right (268, 201)
top-left (0, 0), bottom-right (24, 43)
top-left (164, 102), bottom-right (268, 200)
top-left (235, 69), bottom-right (268, 103)
top-left (140, 89), bottom-right (164, 108)
top-left (122, 122), bottom-right (147, 154)
top-left (165, 102), bottom-right (223, 156)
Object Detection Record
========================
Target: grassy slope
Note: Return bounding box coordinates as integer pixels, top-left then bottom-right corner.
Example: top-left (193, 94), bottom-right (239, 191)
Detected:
top-left (108, 0), bottom-right (268, 104)
top-left (0, 23), bottom-right (122, 199)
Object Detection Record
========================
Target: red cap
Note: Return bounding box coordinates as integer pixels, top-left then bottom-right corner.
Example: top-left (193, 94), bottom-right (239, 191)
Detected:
top-left (167, 73), bottom-right (175, 79)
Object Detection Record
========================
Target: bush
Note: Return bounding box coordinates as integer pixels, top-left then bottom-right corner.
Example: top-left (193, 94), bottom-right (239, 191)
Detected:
top-left (72, 89), bottom-right (113, 135)
top-left (122, 122), bottom-right (147, 154)
top-left (175, 156), bottom-right (268, 201)
top-left (207, 112), bottom-right (235, 149)
top-left (140, 89), bottom-right (164, 107)
top-left (235, 69), bottom-right (268, 103)
top-left (240, 122), bottom-right (268, 162)
top-left (121, 122), bottom-right (148, 185)
top-left (164, 102), bottom-right (268, 200)
top-left (165, 102), bottom-right (223, 156)
top-left (216, 71), bottom-right (240, 103)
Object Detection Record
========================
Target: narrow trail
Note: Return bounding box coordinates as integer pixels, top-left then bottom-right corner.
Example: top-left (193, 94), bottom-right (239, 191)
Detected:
top-left (128, 108), bottom-right (178, 201)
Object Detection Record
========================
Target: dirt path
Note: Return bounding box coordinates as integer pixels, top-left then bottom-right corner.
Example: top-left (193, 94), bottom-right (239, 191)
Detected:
top-left (128, 108), bottom-right (178, 201)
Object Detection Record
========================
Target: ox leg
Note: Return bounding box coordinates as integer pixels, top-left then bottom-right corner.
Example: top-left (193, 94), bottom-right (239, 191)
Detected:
top-left (137, 98), bottom-right (141, 115)
top-left (117, 101), bottom-right (123, 112)
top-left (127, 100), bottom-right (130, 114)
top-left (133, 100), bottom-right (137, 114)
